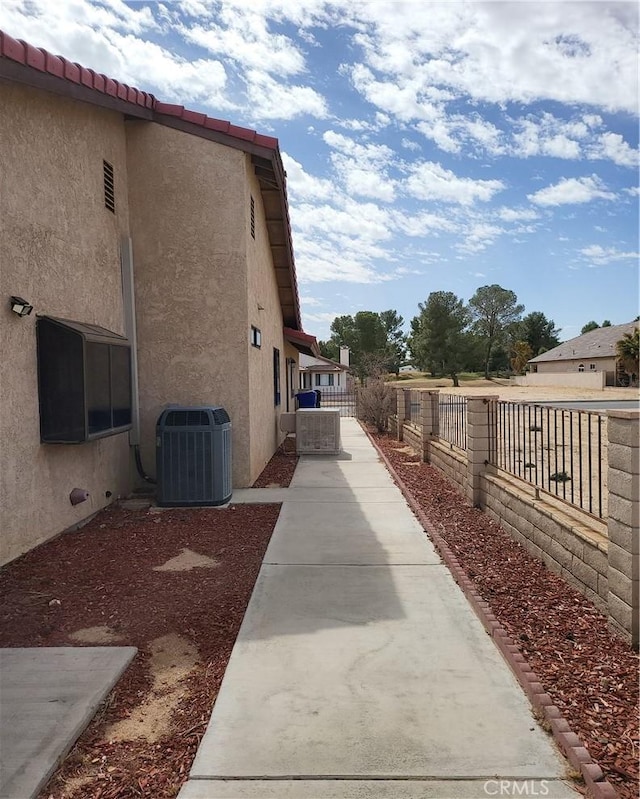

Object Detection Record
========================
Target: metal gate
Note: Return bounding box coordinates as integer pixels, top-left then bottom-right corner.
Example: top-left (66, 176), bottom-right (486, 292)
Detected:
top-left (315, 387), bottom-right (357, 417)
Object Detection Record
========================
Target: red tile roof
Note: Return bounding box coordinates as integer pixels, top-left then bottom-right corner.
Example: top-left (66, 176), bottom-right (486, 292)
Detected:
top-left (0, 30), bottom-right (305, 331)
top-left (0, 31), bottom-right (280, 149)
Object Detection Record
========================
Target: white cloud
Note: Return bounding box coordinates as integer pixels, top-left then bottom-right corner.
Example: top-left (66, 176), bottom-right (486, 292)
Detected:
top-left (323, 130), bottom-right (396, 201)
top-left (345, 1), bottom-right (638, 114)
top-left (528, 176), bottom-right (616, 207)
top-left (391, 209), bottom-right (456, 237)
top-left (590, 132), bottom-right (639, 168)
top-left (497, 207), bottom-right (539, 222)
top-left (457, 222), bottom-right (505, 254)
top-left (405, 162), bottom-right (504, 205)
top-left (401, 138), bottom-right (421, 152)
top-left (282, 153), bottom-right (334, 201)
top-left (245, 69), bottom-right (328, 120)
top-left (579, 245), bottom-right (640, 265)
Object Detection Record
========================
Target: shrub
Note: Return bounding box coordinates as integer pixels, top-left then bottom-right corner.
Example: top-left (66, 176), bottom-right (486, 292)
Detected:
top-left (357, 377), bottom-right (397, 432)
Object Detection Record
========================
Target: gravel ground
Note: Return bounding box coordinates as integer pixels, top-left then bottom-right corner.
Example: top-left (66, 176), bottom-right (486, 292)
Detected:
top-left (371, 428), bottom-right (639, 799)
top-left (252, 436), bottom-right (298, 487)
top-left (0, 502), bottom-right (281, 799)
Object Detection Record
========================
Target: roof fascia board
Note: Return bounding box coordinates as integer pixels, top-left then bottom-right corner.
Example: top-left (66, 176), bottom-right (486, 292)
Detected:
top-left (0, 59), bottom-right (154, 120)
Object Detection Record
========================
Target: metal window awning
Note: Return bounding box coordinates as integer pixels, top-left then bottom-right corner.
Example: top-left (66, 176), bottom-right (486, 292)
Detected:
top-left (284, 327), bottom-right (320, 357)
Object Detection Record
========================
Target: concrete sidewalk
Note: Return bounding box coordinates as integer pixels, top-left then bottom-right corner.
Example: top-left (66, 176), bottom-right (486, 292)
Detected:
top-left (179, 419), bottom-right (578, 799)
top-left (0, 646), bottom-right (137, 799)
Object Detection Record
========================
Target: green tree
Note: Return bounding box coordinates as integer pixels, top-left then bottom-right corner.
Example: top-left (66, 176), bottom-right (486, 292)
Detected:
top-left (323, 310), bottom-right (406, 379)
top-left (408, 291), bottom-right (471, 386)
top-left (520, 311), bottom-right (561, 355)
top-left (469, 285), bottom-right (524, 379)
top-left (581, 319), bottom-right (613, 335)
top-left (318, 340), bottom-right (339, 360)
top-left (616, 328), bottom-right (639, 385)
top-left (379, 309), bottom-right (407, 374)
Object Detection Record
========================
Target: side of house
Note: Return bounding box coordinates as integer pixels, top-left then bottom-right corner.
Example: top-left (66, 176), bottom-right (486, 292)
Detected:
top-left (0, 79), bottom-right (133, 564)
top-left (0, 32), bottom-right (315, 565)
top-left (524, 322), bottom-right (637, 388)
top-left (299, 352), bottom-right (352, 394)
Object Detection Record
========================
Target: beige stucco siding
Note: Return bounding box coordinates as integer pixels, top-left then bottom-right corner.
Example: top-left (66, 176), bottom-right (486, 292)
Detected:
top-left (125, 122), bottom-right (253, 485)
top-left (536, 357), bottom-right (616, 374)
top-left (0, 83), bottom-right (132, 565)
top-left (245, 157), bottom-right (290, 481)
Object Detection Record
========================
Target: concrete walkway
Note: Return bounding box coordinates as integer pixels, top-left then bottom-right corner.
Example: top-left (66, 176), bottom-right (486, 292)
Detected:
top-left (0, 646), bottom-right (137, 799)
top-left (179, 419), bottom-right (579, 799)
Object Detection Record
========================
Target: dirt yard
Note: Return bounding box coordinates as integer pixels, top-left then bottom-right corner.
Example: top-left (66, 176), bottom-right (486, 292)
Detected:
top-left (390, 375), bottom-right (639, 402)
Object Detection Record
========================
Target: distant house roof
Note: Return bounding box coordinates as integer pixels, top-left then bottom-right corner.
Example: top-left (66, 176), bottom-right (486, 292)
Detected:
top-left (0, 30), bottom-right (304, 331)
top-left (299, 353), bottom-right (349, 373)
top-left (529, 322), bottom-right (638, 364)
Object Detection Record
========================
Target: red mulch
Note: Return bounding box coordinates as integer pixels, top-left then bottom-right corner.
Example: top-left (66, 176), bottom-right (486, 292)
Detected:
top-left (371, 429), bottom-right (639, 799)
top-left (0, 503), bottom-right (280, 799)
top-left (252, 436), bottom-right (298, 487)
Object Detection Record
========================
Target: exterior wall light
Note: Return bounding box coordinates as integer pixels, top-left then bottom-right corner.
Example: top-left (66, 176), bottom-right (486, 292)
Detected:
top-left (10, 296), bottom-right (33, 317)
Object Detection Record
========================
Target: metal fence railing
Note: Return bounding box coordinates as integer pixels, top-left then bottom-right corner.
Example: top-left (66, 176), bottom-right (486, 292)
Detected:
top-left (404, 390), bottom-right (421, 425)
top-left (487, 401), bottom-right (606, 519)
top-left (438, 394), bottom-right (467, 451)
top-left (314, 387), bottom-right (357, 417)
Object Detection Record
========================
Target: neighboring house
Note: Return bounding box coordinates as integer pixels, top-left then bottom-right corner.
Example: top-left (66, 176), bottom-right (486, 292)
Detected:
top-left (523, 322), bottom-right (638, 388)
top-left (0, 32), bottom-right (318, 565)
top-left (299, 348), bottom-right (352, 395)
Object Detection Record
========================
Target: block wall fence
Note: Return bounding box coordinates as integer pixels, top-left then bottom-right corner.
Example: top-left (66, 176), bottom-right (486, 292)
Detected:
top-left (391, 389), bottom-right (639, 648)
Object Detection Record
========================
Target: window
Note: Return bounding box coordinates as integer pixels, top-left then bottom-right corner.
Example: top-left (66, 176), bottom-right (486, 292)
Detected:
top-left (103, 160), bottom-right (115, 213)
top-left (589, 363), bottom-right (597, 371)
top-left (250, 326), bottom-right (261, 348)
top-left (273, 348), bottom-right (281, 406)
top-left (250, 195), bottom-right (255, 239)
top-left (315, 373), bottom-right (321, 386)
top-left (578, 363), bottom-right (585, 372)
top-left (37, 316), bottom-right (131, 442)
top-left (327, 374), bottom-right (334, 386)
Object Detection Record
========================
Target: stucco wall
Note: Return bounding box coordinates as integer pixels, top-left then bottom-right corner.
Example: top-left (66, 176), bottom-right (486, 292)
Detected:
top-left (245, 157), bottom-right (291, 481)
top-left (0, 83), bottom-right (132, 565)
top-left (125, 122), bottom-right (253, 486)
top-left (533, 357), bottom-right (614, 375)
top-left (515, 371), bottom-right (606, 389)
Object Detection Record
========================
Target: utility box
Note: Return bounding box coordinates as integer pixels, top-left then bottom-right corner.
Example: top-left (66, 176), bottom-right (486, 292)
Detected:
top-left (156, 406), bottom-right (232, 507)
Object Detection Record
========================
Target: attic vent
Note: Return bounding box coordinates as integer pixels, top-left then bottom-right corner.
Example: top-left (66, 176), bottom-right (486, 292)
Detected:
top-left (250, 195), bottom-right (255, 239)
top-left (103, 160), bottom-right (115, 213)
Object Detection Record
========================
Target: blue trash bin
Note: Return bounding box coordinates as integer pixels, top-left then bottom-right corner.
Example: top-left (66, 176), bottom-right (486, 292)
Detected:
top-left (296, 390), bottom-right (317, 408)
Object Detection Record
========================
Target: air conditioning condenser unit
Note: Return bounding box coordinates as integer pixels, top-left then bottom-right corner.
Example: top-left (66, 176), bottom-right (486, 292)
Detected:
top-left (296, 408), bottom-right (341, 455)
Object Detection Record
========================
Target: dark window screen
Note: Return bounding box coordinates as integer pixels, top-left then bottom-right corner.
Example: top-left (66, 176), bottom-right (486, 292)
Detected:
top-left (38, 323), bottom-right (85, 442)
top-left (87, 342), bottom-right (111, 434)
top-left (111, 345), bottom-right (132, 428)
top-left (37, 317), bottom-right (132, 443)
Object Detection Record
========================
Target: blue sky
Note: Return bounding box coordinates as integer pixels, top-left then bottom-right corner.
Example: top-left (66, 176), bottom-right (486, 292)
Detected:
top-left (2, 0), bottom-right (638, 342)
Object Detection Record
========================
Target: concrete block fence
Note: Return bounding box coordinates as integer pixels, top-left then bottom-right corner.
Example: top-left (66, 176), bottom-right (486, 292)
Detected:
top-left (391, 389), bottom-right (639, 647)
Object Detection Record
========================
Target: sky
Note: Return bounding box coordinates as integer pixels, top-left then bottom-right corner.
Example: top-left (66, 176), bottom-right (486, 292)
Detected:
top-left (2, 0), bottom-right (638, 344)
